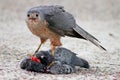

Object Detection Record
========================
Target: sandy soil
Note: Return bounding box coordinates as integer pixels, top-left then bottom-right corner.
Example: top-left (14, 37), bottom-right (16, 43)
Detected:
top-left (0, 0), bottom-right (120, 80)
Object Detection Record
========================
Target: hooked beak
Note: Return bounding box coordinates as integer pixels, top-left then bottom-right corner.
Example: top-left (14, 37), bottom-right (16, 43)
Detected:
top-left (28, 18), bottom-right (38, 22)
top-left (29, 17), bottom-right (36, 20)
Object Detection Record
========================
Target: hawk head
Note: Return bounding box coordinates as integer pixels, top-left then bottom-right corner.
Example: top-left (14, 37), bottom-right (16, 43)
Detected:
top-left (26, 7), bottom-right (45, 26)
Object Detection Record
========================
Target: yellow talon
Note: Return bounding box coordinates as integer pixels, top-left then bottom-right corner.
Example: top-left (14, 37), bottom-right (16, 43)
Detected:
top-left (27, 53), bottom-right (34, 57)
top-left (47, 61), bottom-right (54, 69)
top-left (52, 50), bottom-right (55, 57)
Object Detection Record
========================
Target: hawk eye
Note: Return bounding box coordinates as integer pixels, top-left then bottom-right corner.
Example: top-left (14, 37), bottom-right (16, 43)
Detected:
top-left (27, 14), bottom-right (30, 17)
top-left (36, 14), bottom-right (38, 17)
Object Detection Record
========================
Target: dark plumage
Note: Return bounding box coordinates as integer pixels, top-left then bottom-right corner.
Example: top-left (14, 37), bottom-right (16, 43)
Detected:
top-left (37, 47), bottom-right (90, 69)
top-left (20, 47), bottom-right (89, 74)
top-left (20, 58), bottom-right (46, 72)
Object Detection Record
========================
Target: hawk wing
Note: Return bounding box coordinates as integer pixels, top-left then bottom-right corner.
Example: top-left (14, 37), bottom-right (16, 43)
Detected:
top-left (46, 11), bottom-right (77, 36)
top-left (39, 6), bottom-right (77, 37)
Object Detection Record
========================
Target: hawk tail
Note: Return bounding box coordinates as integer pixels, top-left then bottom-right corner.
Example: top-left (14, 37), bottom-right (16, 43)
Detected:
top-left (73, 25), bottom-right (106, 51)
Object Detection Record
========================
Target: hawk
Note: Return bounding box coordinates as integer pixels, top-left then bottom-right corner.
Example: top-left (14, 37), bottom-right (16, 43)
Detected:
top-left (26, 5), bottom-right (106, 57)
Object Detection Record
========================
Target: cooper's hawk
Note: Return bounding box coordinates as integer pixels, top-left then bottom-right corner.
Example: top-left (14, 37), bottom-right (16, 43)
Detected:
top-left (26, 5), bottom-right (106, 56)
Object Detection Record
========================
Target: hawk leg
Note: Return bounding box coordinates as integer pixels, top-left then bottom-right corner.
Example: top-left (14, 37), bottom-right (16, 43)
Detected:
top-left (34, 38), bottom-right (47, 55)
top-left (47, 38), bottom-right (62, 68)
top-left (51, 45), bottom-right (56, 57)
top-left (51, 37), bottom-right (62, 57)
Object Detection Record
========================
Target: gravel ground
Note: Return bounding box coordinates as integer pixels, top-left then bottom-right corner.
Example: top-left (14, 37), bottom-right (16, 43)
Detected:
top-left (0, 0), bottom-right (120, 80)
